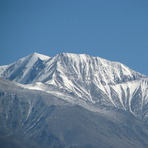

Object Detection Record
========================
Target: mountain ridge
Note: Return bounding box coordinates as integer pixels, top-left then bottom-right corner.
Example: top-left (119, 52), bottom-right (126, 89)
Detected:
top-left (0, 52), bottom-right (147, 121)
top-left (0, 52), bottom-right (147, 83)
top-left (0, 52), bottom-right (148, 148)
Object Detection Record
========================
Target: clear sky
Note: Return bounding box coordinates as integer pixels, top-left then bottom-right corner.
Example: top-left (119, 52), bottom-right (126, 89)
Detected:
top-left (0, 0), bottom-right (148, 75)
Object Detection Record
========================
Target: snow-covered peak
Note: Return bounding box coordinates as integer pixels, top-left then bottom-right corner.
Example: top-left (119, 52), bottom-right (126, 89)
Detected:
top-left (52, 52), bottom-right (145, 83)
top-left (30, 52), bottom-right (50, 61)
top-left (15, 52), bottom-right (50, 63)
top-left (0, 52), bottom-right (50, 84)
top-left (55, 52), bottom-right (145, 78)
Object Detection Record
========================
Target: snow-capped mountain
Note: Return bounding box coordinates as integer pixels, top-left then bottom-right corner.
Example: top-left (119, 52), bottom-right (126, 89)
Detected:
top-left (0, 52), bottom-right (147, 121)
top-left (0, 52), bottom-right (145, 84)
top-left (0, 52), bottom-right (148, 148)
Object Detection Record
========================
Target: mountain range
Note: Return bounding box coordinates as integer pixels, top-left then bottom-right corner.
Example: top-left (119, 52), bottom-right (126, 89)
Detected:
top-left (0, 52), bottom-right (148, 148)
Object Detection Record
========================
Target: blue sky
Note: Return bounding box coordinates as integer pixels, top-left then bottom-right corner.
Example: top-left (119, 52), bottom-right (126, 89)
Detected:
top-left (0, 0), bottom-right (148, 75)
